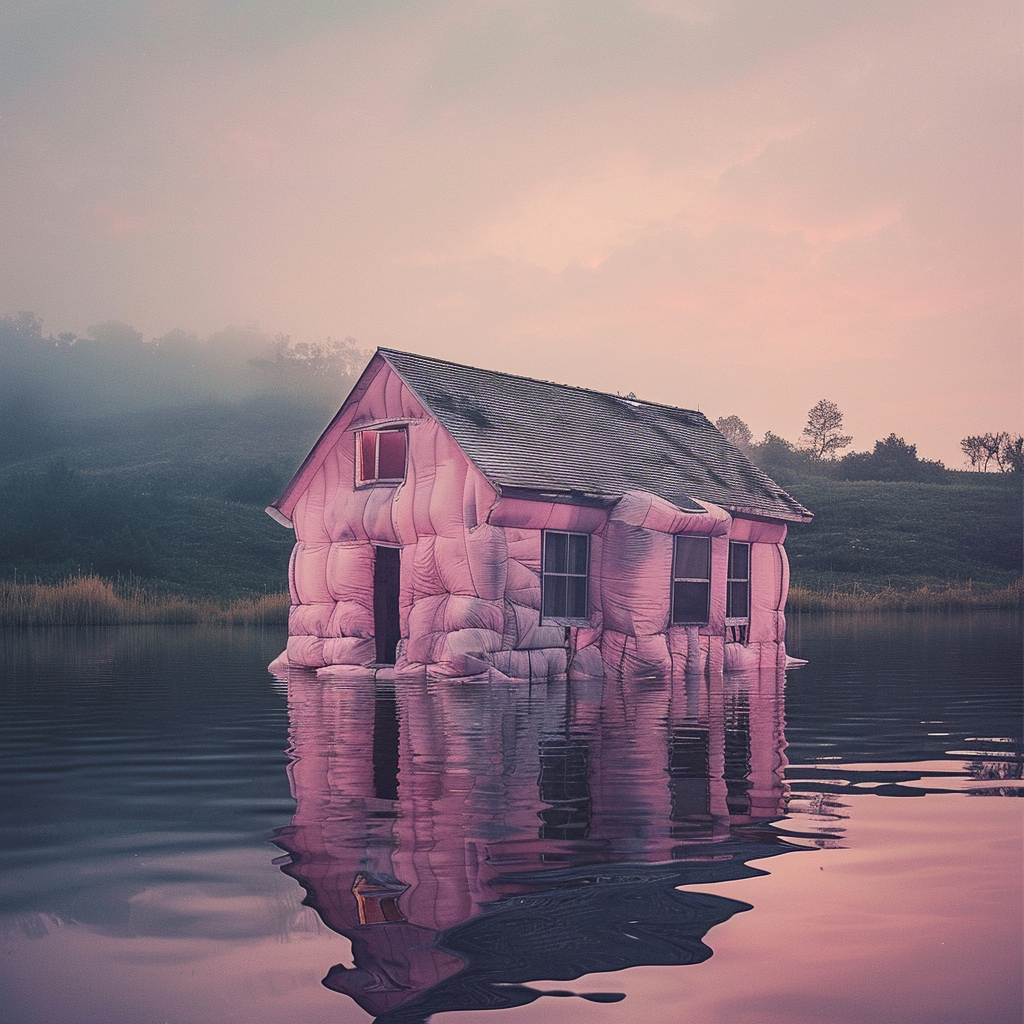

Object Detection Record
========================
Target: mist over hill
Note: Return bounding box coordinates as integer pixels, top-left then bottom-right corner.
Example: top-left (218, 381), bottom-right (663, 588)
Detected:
top-left (1, 312), bottom-right (1020, 600)
top-left (0, 312), bottom-right (368, 598)
top-left (0, 312), bottom-right (365, 465)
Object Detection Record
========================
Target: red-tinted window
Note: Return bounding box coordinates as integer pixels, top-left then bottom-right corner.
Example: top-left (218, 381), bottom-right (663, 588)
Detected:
top-left (360, 431), bottom-right (379, 480)
top-left (377, 429), bottom-right (407, 479)
top-left (357, 428), bottom-right (407, 483)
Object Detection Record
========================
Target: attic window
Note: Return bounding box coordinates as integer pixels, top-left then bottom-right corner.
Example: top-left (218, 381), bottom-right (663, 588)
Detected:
top-left (671, 535), bottom-right (710, 625)
top-left (726, 541), bottom-right (750, 621)
top-left (541, 531), bottom-right (590, 623)
top-left (357, 428), bottom-right (407, 484)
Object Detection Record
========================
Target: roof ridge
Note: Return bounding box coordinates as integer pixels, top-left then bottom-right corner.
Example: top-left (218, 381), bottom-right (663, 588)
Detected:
top-left (377, 347), bottom-right (704, 418)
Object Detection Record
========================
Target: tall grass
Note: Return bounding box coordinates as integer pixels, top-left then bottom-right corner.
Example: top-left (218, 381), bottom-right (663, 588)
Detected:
top-left (3, 573), bottom-right (1019, 626)
top-left (788, 578), bottom-right (1022, 612)
top-left (0, 575), bottom-right (289, 627)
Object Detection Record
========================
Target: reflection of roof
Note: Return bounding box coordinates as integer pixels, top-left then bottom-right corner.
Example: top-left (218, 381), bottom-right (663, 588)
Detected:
top-left (356, 837), bottom-right (792, 1024)
top-left (279, 832), bottom-right (797, 1024)
top-left (379, 348), bottom-right (812, 523)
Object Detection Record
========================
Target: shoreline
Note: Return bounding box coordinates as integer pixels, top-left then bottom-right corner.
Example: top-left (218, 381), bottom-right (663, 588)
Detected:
top-left (787, 580), bottom-right (1022, 612)
top-left (1, 574), bottom-right (1020, 627)
top-left (0, 576), bottom-right (289, 627)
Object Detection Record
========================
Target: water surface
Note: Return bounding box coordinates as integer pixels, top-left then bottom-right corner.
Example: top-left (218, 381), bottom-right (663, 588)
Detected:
top-left (1, 612), bottom-right (1020, 1023)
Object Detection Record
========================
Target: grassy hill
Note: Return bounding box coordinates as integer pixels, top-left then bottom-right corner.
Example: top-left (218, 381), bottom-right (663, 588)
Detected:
top-left (0, 401), bottom-right (329, 601)
top-left (784, 472), bottom-right (1022, 593)
top-left (0, 403), bottom-right (1020, 604)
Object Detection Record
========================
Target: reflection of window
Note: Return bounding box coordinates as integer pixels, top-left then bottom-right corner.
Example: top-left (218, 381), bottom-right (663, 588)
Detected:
top-left (724, 692), bottom-right (752, 816)
top-left (352, 873), bottom-right (408, 925)
top-left (541, 531), bottom-right (590, 622)
top-left (538, 736), bottom-right (591, 839)
top-left (726, 541), bottom-right (750, 621)
top-left (669, 728), bottom-right (712, 836)
top-left (357, 428), bottom-right (407, 484)
top-left (671, 535), bottom-right (710, 625)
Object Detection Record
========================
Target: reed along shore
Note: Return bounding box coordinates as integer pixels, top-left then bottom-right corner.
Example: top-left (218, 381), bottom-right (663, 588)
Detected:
top-left (1, 573), bottom-right (1019, 627)
top-left (0, 575), bottom-right (289, 627)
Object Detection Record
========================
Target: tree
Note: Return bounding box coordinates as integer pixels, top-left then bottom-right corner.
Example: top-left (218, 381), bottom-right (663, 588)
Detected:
top-left (714, 414), bottom-right (753, 449)
top-left (961, 432), bottom-right (1013, 472)
top-left (746, 431), bottom-right (818, 481)
top-left (838, 433), bottom-right (945, 482)
top-left (984, 432), bottom-right (1009, 471)
top-left (961, 435), bottom-right (986, 470)
top-left (1001, 434), bottom-right (1024, 474)
top-left (247, 333), bottom-right (365, 404)
top-left (801, 399), bottom-right (852, 459)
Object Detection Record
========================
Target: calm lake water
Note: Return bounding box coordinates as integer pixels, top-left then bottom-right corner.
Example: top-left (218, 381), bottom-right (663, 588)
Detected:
top-left (1, 612), bottom-right (1021, 1024)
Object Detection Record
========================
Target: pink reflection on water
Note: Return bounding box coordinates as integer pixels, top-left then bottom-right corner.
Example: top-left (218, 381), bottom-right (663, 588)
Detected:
top-left (273, 667), bottom-right (800, 1020)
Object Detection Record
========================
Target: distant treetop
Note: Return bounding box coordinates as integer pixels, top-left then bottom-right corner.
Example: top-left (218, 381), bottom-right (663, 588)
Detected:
top-left (801, 399), bottom-right (853, 460)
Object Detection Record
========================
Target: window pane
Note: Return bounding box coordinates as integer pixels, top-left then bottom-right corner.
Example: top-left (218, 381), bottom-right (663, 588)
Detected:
top-left (544, 532), bottom-right (568, 574)
top-left (674, 536), bottom-right (710, 580)
top-left (359, 431), bottom-right (378, 482)
top-left (543, 575), bottom-right (568, 618)
top-left (727, 581), bottom-right (750, 619)
top-left (566, 576), bottom-right (588, 618)
top-left (567, 533), bottom-right (589, 575)
top-left (673, 581), bottom-right (709, 624)
top-left (377, 429), bottom-right (407, 479)
top-left (728, 541), bottom-right (749, 580)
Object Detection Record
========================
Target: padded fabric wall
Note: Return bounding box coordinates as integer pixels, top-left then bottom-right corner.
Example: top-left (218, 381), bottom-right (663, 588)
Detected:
top-left (274, 358), bottom-right (791, 680)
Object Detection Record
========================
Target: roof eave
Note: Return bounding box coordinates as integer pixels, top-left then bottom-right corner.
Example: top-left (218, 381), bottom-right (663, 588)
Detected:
top-left (721, 504), bottom-right (814, 524)
top-left (496, 486), bottom-right (621, 510)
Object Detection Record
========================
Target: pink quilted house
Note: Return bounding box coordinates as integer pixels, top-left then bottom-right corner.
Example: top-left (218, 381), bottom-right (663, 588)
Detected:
top-left (267, 349), bottom-right (811, 680)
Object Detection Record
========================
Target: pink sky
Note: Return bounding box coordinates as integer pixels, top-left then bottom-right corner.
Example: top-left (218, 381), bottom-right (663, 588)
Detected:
top-left (1, 0), bottom-right (1020, 463)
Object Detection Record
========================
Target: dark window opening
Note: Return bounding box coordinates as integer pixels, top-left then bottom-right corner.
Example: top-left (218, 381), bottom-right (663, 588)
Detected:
top-left (726, 541), bottom-right (750, 621)
top-left (541, 531), bottom-right (590, 622)
top-left (357, 428), bottom-right (407, 484)
top-left (671, 535), bottom-right (710, 625)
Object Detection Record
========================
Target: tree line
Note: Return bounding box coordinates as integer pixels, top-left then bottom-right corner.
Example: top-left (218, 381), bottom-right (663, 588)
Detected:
top-left (960, 433), bottom-right (1024, 474)
top-left (715, 399), bottom-right (1023, 483)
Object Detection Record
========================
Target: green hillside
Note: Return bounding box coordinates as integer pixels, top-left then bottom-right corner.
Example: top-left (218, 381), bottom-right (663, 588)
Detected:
top-left (784, 473), bottom-right (1022, 593)
top-left (0, 402), bottom-right (328, 600)
top-left (1, 403), bottom-right (1020, 602)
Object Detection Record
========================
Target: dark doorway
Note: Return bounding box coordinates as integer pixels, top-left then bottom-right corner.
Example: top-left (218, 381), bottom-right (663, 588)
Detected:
top-left (372, 545), bottom-right (401, 665)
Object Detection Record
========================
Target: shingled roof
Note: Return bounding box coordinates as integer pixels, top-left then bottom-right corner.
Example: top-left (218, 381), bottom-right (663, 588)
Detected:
top-left (379, 348), bottom-right (811, 523)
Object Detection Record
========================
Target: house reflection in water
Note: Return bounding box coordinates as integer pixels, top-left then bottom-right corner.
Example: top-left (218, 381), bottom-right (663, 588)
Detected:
top-left (272, 667), bottom-right (800, 1022)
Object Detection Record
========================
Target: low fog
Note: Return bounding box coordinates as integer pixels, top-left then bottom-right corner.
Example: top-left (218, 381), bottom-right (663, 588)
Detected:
top-left (0, 311), bottom-right (366, 464)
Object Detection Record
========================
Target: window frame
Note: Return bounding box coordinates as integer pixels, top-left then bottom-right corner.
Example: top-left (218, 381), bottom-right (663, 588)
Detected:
top-left (540, 530), bottom-right (591, 626)
top-left (355, 427), bottom-right (408, 486)
top-left (671, 534), bottom-right (711, 626)
top-left (725, 540), bottom-right (751, 623)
